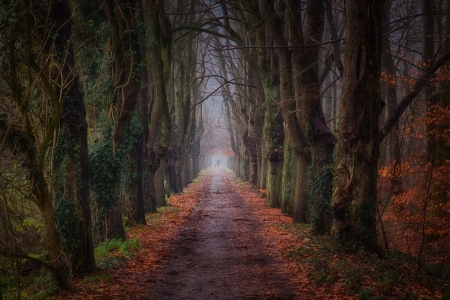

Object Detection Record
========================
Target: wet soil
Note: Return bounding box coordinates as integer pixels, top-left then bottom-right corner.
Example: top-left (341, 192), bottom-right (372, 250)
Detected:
top-left (146, 168), bottom-right (302, 300)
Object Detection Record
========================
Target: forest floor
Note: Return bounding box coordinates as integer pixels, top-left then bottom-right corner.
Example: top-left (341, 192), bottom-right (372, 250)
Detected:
top-left (59, 168), bottom-right (446, 300)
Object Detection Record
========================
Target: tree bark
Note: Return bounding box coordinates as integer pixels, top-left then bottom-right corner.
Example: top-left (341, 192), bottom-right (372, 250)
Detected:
top-left (142, 0), bottom-right (170, 212)
top-left (281, 135), bottom-right (296, 214)
top-left (291, 0), bottom-right (335, 233)
top-left (436, 0), bottom-right (450, 166)
top-left (47, 0), bottom-right (95, 275)
top-left (263, 83), bottom-right (285, 208)
top-left (127, 133), bottom-right (146, 224)
top-left (100, 0), bottom-right (142, 241)
top-left (0, 121), bottom-right (72, 288)
top-left (421, 0), bottom-right (437, 159)
top-left (331, 0), bottom-right (385, 251)
top-left (380, 0), bottom-right (402, 194)
top-left (155, 158), bottom-right (167, 207)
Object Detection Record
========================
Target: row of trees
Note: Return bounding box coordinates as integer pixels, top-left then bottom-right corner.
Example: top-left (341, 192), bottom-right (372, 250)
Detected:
top-left (219, 0), bottom-right (450, 256)
top-left (0, 0), bottom-right (449, 293)
top-left (0, 0), bottom-right (212, 291)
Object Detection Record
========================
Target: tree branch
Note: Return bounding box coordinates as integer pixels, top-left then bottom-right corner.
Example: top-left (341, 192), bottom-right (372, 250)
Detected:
top-left (379, 49), bottom-right (450, 142)
top-left (0, 249), bottom-right (56, 272)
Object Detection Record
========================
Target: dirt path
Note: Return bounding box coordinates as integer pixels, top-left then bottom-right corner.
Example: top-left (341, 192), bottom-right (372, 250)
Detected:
top-left (146, 168), bottom-right (303, 300)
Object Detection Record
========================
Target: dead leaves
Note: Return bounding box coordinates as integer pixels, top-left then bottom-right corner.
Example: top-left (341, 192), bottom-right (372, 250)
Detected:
top-left (60, 169), bottom-right (444, 300)
top-left (59, 177), bottom-right (204, 299)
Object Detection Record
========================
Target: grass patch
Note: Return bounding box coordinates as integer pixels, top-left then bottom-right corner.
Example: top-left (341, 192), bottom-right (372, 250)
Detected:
top-left (81, 271), bottom-right (113, 284)
top-left (277, 223), bottom-right (311, 234)
top-left (156, 205), bottom-right (179, 214)
top-left (94, 238), bottom-right (141, 269)
top-left (144, 205), bottom-right (180, 229)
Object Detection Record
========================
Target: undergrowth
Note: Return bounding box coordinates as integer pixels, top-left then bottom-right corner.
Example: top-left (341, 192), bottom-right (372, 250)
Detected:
top-left (144, 204), bottom-right (179, 229)
top-left (283, 224), bottom-right (448, 299)
top-left (0, 237), bottom-right (141, 300)
top-left (0, 266), bottom-right (59, 300)
top-left (94, 238), bottom-right (141, 269)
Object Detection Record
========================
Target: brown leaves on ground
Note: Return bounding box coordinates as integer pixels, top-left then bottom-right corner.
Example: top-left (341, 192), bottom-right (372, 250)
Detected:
top-left (60, 169), bottom-right (445, 300)
top-left (231, 176), bottom-right (444, 299)
top-left (59, 179), bottom-right (202, 299)
top-left (230, 178), bottom-right (354, 300)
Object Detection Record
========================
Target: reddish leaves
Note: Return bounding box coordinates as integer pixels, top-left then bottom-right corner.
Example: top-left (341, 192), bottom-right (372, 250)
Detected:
top-left (59, 179), bottom-right (202, 299)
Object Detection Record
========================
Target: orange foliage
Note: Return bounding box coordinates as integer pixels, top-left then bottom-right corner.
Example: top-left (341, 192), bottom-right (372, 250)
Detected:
top-left (378, 104), bottom-right (450, 265)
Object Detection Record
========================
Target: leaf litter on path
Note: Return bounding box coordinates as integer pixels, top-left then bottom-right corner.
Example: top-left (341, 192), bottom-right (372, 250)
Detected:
top-left (61, 168), bottom-right (354, 299)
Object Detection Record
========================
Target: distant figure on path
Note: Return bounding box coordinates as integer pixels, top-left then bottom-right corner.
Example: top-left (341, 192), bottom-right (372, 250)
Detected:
top-left (217, 160), bottom-right (220, 167)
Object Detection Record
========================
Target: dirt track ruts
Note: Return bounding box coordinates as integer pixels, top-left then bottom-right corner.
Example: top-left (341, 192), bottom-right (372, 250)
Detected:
top-left (146, 168), bottom-right (302, 300)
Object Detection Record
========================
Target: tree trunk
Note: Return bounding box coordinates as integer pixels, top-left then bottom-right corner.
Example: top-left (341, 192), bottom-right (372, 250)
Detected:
top-left (267, 0), bottom-right (335, 228)
top-left (331, 0), bottom-right (385, 251)
top-left (142, 0), bottom-right (170, 212)
top-left (293, 0), bottom-right (334, 233)
top-left (167, 147), bottom-right (180, 194)
top-left (175, 147), bottom-right (184, 191)
top-left (127, 133), bottom-right (146, 224)
top-left (434, 0), bottom-right (450, 206)
top-left (281, 136), bottom-right (296, 214)
top-left (263, 84), bottom-right (285, 208)
top-left (421, 0), bottom-right (437, 159)
top-left (100, 0), bottom-right (142, 241)
top-left (155, 158), bottom-right (167, 207)
top-left (381, 0), bottom-right (402, 191)
top-left (436, 0), bottom-right (450, 165)
top-left (44, 0), bottom-right (94, 275)
top-left (293, 156), bottom-right (310, 223)
top-left (39, 186), bottom-right (72, 289)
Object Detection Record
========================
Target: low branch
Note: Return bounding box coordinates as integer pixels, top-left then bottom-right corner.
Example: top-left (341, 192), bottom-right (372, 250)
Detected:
top-left (0, 249), bottom-right (56, 272)
top-left (213, 38), bottom-right (345, 51)
top-left (190, 78), bottom-right (255, 113)
top-left (172, 26), bottom-right (241, 44)
top-left (320, 76), bottom-right (340, 98)
top-left (383, 12), bottom-right (448, 28)
top-left (326, 116), bottom-right (337, 123)
top-left (379, 49), bottom-right (450, 142)
top-left (172, 16), bottom-right (243, 34)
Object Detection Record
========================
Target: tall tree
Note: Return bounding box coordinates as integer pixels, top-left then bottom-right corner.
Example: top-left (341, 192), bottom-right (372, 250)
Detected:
top-left (142, 0), bottom-right (170, 212)
top-left (289, 0), bottom-right (335, 231)
top-left (50, 0), bottom-right (95, 274)
top-left (436, 0), bottom-right (450, 165)
top-left (331, 0), bottom-right (385, 250)
top-left (97, 0), bottom-right (142, 241)
top-left (421, 0), bottom-right (437, 158)
top-left (381, 0), bottom-right (402, 170)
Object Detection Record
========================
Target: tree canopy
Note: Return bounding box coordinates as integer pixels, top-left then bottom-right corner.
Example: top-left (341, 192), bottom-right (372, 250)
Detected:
top-left (0, 0), bottom-right (449, 296)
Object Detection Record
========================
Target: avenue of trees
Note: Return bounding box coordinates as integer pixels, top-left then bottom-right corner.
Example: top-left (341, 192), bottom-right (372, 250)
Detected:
top-left (0, 0), bottom-right (449, 293)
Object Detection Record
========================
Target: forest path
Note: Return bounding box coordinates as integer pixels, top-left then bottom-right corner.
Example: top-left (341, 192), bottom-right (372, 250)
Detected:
top-left (146, 167), bottom-right (305, 300)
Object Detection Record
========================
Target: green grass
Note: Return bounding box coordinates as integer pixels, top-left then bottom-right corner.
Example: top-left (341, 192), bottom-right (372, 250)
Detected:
top-left (94, 238), bottom-right (141, 257)
top-left (144, 205), bottom-right (180, 229)
top-left (0, 238), bottom-right (142, 299)
top-left (81, 271), bottom-right (113, 284)
top-left (94, 238), bottom-right (141, 269)
top-left (157, 205), bottom-right (179, 213)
